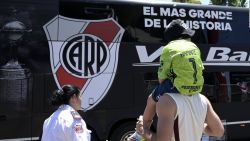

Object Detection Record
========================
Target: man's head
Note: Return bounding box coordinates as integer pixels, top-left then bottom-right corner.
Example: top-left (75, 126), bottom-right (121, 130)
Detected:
top-left (164, 19), bottom-right (195, 43)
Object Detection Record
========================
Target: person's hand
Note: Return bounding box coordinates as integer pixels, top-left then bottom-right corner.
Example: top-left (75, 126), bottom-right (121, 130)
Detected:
top-left (135, 115), bottom-right (153, 141)
top-left (203, 123), bottom-right (208, 134)
top-left (127, 115), bottom-right (144, 141)
top-left (136, 115), bottom-right (144, 135)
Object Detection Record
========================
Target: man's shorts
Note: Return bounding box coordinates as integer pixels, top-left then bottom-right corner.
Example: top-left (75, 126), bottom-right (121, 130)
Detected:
top-left (151, 79), bottom-right (178, 102)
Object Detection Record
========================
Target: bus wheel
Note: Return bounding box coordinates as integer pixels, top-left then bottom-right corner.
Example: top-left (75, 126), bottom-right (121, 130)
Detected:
top-left (110, 121), bottom-right (136, 141)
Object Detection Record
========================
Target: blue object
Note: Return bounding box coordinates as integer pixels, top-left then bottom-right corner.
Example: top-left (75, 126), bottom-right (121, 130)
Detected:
top-left (151, 79), bottom-right (178, 102)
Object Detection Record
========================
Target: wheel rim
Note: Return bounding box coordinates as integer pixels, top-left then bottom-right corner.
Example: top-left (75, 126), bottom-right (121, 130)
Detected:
top-left (120, 130), bottom-right (135, 141)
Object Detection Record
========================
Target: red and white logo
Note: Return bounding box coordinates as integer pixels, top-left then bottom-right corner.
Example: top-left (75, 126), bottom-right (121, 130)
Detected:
top-left (43, 15), bottom-right (124, 110)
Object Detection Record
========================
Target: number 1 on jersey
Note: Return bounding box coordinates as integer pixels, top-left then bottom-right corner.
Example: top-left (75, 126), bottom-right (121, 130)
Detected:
top-left (189, 58), bottom-right (197, 84)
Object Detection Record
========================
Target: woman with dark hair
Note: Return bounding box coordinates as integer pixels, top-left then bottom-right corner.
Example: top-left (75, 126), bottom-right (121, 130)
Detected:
top-left (41, 84), bottom-right (91, 141)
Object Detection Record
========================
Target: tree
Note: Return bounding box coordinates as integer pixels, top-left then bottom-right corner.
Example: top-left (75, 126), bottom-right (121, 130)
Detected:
top-left (210, 0), bottom-right (247, 7)
top-left (173, 0), bottom-right (202, 4)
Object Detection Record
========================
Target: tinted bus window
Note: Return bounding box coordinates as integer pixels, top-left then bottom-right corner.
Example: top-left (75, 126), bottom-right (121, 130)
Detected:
top-left (143, 71), bottom-right (250, 103)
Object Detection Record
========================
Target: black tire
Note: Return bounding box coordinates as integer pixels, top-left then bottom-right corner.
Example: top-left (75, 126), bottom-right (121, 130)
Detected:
top-left (109, 121), bottom-right (136, 141)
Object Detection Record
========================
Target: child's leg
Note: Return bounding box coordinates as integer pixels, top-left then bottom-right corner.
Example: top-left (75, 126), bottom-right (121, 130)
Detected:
top-left (151, 79), bottom-right (178, 102)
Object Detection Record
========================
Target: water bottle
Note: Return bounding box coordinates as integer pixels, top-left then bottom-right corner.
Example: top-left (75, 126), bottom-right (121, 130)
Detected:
top-left (128, 132), bottom-right (145, 141)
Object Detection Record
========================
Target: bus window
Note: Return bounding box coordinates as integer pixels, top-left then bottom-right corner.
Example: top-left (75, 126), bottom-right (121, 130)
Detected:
top-left (203, 72), bottom-right (250, 103)
top-left (144, 72), bottom-right (158, 95)
top-left (143, 71), bottom-right (250, 103)
top-left (230, 72), bottom-right (250, 102)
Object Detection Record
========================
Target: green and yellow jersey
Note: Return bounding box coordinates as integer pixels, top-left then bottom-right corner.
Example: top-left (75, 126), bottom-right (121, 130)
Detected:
top-left (158, 39), bottom-right (204, 95)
